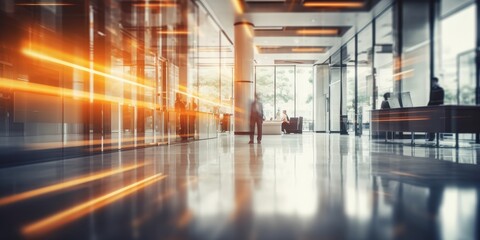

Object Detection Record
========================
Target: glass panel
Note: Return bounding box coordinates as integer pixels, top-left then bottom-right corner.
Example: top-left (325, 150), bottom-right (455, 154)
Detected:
top-left (330, 51), bottom-right (342, 132)
top-left (295, 66), bottom-right (314, 131)
top-left (197, 9), bottom-right (220, 113)
top-left (275, 66), bottom-right (295, 119)
top-left (357, 24), bottom-right (373, 136)
top-left (374, 7), bottom-right (394, 109)
top-left (438, 4), bottom-right (476, 105)
top-left (255, 66), bottom-right (275, 120)
top-left (401, 0), bottom-right (431, 106)
top-left (221, 33), bottom-right (234, 114)
top-left (342, 40), bottom-right (356, 134)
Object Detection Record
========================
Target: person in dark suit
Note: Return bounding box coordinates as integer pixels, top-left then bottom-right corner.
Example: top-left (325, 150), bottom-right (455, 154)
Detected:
top-left (381, 92), bottom-right (391, 109)
top-left (427, 77), bottom-right (444, 141)
top-left (249, 94), bottom-right (264, 144)
top-left (428, 77), bottom-right (444, 106)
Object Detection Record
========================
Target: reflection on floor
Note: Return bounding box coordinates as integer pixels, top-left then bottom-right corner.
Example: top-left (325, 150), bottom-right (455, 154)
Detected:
top-left (0, 133), bottom-right (479, 240)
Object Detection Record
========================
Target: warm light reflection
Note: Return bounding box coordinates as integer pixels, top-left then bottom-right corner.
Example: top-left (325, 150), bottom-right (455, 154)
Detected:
top-left (232, 0), bottom-right (243, 14)
top-left (291, 47), bottom-right (325, 53)
top-left (22, 174), bottom-right (167, 237)
top-left (0, 77), bottom-right (156, 110)
top-left (0, 163), bottom-right (145, 206)
top-left (22, 48), bottom-right (154, 90)
top-left (242, 24), bottom-right (253, 39)
top-left (296, 29), bottom-right (338, 35)
top-left (157, 30), bottom-right (190, 35)
top-left (303, 1), bottom-right (364, 8)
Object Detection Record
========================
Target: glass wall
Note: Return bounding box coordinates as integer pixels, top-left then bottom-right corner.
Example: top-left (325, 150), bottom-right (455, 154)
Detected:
top-left (275, 66), bottom-right (295, 117)
top-left (401, 0), bottom-right (431, 106)
top-left (374, 7), bottom-right (394, 109)
top-left (0, 0), bottom-right (230, 163)
top-left (197, 5), bottom-right (220, 113)
top-left (342, 40), bottom-right (356, 134)
top-left (357, 24), bottom-right (373, 136)
top-left (437, 2), bottom-right (476, 104)
top-left (330, 51), bottom-right (342, 132)
top-left (255, 66), bottom-right (275, 120)
top-left (296, 66), bottom-right (314, 130)
top-left (255, 65), bottom-right (314, 130)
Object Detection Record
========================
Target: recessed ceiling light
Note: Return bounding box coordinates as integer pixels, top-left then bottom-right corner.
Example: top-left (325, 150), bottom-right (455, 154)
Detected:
top-left (303, 1), bottom-right (364, 8)
top-left (296, 29), bottom-right (338, 35)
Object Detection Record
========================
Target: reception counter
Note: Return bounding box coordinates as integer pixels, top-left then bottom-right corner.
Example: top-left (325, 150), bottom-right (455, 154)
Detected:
top-left (371, 105), bottom-right (480, 147)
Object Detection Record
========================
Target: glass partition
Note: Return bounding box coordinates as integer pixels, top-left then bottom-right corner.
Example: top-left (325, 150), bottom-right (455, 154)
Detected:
top-left (276, 66), bottom-right (295, 118)
top-left (374, 7), bottom-right (394, 109)
top-left (342, 39), bottom-right (356, 134)
top-left (295, 66), bottom-right (314, 131)
top-left (437, 3), bottom-right (476, 104)
top-left (357, 24), bottom-right (373, 136)
top-left (255, 66), bottom-right (275, 120)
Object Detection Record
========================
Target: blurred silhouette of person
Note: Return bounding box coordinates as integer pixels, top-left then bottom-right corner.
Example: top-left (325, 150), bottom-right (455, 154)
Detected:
top-left (281, 110), bottom-right (290, 133)
top-left (189, 99), bottom-right (198, 138)
top-left (249, 94), bottom-right (264, 144)
top-left (381, 92), bottom-right (391, 109)
top-left (175, 93), bottom-right (187, 141)
top-left (427, 77), bottom-right (444, 141)
top-left (428, 77), bottom-right (444, 106)
top-left (275, 109), bottom-right (281, 120)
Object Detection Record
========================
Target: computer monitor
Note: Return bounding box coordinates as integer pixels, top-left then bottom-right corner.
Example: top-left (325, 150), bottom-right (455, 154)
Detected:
top-left (388, 96), bottom-right (401, 108)
top-left (401, 92), bottom-right (413, 108)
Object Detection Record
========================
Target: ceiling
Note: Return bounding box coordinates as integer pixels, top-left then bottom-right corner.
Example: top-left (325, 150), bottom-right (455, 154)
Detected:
top-left (200, 0), bottom-right (391, 65)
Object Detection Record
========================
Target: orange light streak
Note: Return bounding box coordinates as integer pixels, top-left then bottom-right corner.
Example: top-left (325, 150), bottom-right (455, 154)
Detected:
top-left (291, 47), bottom-right (325, 53)
top-left (303, 2), bottom-right (364, 8)
top-left (22, 174), bottom-right (167, 237)
top-left (0, 163), bottom-right (145, 206)
top-left (296, 29), bottom-right (338, 35)
top-left (0, 77), bottom-right (156, 109)
top-left (22, 49), bottom-right (154, 90)
top-left (232, 0), bottom-right (244, 14)
top-left (175, 89), bottom-right (232, 110)
top-left (157, 30), bottom-right (190, 35)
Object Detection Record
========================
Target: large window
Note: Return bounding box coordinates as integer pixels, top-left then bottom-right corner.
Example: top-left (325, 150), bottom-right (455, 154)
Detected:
top-left (342, 39), bottom-right (356, 134)
top-left (374, 7), bottom-right (394, 109)
top-left (197, 7), bottom-right (220, 112)
top-left (437, 3), bottom-right (476, 104)
top-left (296, 66), bottom-right (314, 130)
top-left (275, 66), bottom-right (295, 118)
top-left (255, 66), bottom-right (275, 120)
top-left (357, 24), bottom-right (373, 136)
top-left (255, 65), bottom-right (314, 130)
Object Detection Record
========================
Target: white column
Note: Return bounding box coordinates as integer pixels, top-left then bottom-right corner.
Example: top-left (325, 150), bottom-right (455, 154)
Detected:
top-left (234, 22), bottom-right (255, 134)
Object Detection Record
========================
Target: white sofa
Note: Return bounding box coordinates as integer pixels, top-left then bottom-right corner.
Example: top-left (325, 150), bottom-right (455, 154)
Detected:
top-left (261, 121), bottom-right (282, 135)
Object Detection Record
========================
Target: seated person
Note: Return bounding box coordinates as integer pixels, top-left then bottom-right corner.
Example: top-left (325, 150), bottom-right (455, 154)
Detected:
top-left (281, 110), bottom-right (290, 133)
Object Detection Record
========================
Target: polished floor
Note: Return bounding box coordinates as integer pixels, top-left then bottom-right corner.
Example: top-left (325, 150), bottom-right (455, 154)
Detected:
top-left (0, 133), bottom-right (479, 240)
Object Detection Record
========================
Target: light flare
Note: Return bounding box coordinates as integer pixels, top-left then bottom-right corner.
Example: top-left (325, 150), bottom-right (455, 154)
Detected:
top-left (232, 0), bottom-right (244, 14)
top-left (296, 29), bottom-right (338, 35)
top-left (0, 163), bottom-right (145, 206)
top-left (22, 174), bottom-right (167, 237)
top-left (22, 48), bottom-right (154, 90)
top-left (303, 1), bottom-right (364, 8)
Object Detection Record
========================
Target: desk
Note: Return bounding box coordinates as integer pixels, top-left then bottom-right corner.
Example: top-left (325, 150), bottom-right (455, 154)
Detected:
top-left (262, 121), bottom-right (282, 135)
top-left (371, 105), bottom-right (480, 148)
